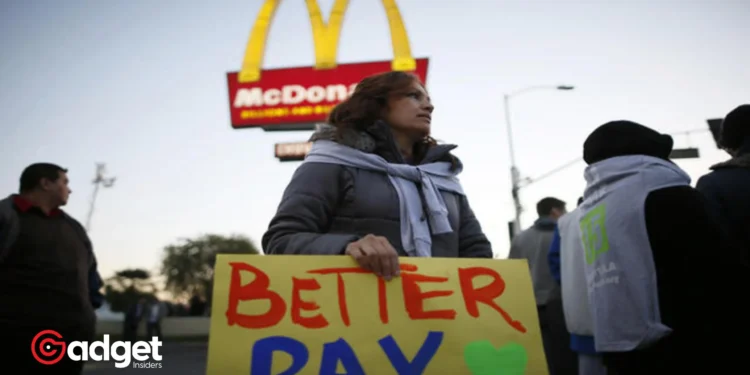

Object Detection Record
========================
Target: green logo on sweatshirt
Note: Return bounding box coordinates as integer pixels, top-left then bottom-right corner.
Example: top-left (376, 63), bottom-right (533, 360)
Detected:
top-left (580, 203), bottom-right (610, 264)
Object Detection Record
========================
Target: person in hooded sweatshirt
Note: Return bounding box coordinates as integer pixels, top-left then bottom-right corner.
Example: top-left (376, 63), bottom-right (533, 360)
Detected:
top-left (578, 120), bottom-right (740, 375)
top-left (509, 197), bottom-right (574, 375)
top-left (696, 104), bottom-right (750, 259)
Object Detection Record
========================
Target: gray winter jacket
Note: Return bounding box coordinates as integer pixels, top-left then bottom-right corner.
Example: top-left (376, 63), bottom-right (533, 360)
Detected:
top-left (261, 122), bottom-right (493, 258)
top-left (508, 217), bottom-right (558, 306)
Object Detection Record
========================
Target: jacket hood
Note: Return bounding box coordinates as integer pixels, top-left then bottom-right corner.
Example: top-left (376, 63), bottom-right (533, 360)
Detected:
top-left (710, 153), bottom-right (750, 170)
top-left (533, 217), bottom-right (557, 231)
top-left (584, 155), bottom-right (691, 199)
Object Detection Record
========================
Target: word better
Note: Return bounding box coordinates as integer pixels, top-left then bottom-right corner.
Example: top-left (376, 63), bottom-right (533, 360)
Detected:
top-left (226, 263), bottom-right (527, 333)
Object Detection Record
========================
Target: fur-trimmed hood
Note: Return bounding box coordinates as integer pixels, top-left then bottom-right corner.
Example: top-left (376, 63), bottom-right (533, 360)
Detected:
top-left (710, 153), bottom-right (750, 170)
top-left (309, 123), bottom-right (378, 153)
top-left (308, 120), bottom-right (461, 168)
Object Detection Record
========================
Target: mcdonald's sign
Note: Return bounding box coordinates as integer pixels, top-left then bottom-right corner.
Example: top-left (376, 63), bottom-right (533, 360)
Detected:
top-left (227, 0), bottom-right (429, 130)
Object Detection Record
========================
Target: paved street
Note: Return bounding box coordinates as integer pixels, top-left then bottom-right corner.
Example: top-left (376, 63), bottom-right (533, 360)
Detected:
top-left (83, 342), bottom-right (208, 374)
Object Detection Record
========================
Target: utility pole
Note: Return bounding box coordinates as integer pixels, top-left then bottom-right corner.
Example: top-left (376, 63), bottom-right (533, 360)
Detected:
top-left (85, 163), bottom-right (116, 232)
top-left (504, 94), bottom-right (523, 240)
top-left (504, 85), bottom-right (574, 238)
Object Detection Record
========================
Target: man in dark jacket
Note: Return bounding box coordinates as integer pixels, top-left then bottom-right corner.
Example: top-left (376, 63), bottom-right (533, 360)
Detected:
top-left (0, 163), bottom-right (103, 374)
top-left (509, 197), bottom-right (576, 375)
top-left (580, 121), bottom-right (742, 375)
top-left (696, 104), bottom-right (750, 259)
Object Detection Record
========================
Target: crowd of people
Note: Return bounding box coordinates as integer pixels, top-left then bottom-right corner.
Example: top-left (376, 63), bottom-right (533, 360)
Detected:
top-left (263, 70), bottom-right (749, 374)
top-left (509, 107), bottom-right (750, 374)
top-left (0, 67), bottom-right (746, 374)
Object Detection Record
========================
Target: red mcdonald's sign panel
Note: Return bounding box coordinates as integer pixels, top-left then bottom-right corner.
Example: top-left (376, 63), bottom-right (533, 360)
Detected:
top-left (228, 59), bottom-right (429, 130)
top-left (228, 0), bottom-right (429, 130)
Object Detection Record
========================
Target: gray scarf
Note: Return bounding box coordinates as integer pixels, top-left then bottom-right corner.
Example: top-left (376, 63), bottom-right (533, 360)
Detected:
top-left (304, 140), bottom-right (464, 257)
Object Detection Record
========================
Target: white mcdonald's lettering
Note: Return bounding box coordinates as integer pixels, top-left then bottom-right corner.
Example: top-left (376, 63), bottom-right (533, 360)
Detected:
top-left (239, 0), bottom-right (415, 83)
top-left (234, 84), bottom-right (357, 108)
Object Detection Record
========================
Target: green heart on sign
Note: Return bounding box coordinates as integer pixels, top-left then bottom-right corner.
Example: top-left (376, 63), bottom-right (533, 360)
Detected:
top-left (463, 341), bottom-right (528, 375)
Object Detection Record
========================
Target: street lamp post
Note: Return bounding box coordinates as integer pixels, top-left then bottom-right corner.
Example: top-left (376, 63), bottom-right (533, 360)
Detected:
top-left (85, 163), bottom-right (116, 232)
top-left (504, 85), bottom-right (574, 238)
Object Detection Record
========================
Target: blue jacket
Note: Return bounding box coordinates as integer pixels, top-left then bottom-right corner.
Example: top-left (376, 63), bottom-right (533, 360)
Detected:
top-left (548, 225), bottom-right (562, 283)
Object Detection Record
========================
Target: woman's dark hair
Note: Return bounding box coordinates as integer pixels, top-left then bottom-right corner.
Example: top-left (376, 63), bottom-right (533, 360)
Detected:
top-left (327, 71), bottom-right (444, 164)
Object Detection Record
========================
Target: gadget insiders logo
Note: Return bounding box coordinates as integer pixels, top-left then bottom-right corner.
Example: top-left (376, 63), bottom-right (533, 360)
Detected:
top-left (32, 330), bottom-right (163, 369)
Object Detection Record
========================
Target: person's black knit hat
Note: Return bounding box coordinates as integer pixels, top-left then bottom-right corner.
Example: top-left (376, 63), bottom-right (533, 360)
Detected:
top-left (720, 104), bottom-right (750, 150)
top-left (583, 120), bottom-right (673, 165)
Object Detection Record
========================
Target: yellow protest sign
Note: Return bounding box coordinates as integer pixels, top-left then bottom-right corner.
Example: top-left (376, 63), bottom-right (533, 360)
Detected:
top-left (206, 255), bottom-right (547, 374)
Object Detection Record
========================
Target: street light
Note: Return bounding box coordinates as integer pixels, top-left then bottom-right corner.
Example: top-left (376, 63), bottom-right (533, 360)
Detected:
top-left (504, 84), bottom-right (575, 238)
top-left (85, 163), bottom-right (116, 232)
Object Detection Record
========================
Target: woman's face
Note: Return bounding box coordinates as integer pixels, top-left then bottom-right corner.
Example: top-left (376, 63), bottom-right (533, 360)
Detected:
top-left (383, 80), bottom-right (434, 139)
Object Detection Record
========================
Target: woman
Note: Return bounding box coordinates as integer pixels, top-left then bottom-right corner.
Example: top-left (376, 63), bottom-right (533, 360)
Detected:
top-left (261, 71), bottom-right (492, 279)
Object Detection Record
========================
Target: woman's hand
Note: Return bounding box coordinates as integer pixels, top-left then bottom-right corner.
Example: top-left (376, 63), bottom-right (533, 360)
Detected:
top-left (345, 234), bottom-right (401, 280)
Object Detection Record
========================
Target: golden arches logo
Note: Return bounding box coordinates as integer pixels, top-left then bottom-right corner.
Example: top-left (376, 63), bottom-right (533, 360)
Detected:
top-left (239, 0), bottom-right (417, 83)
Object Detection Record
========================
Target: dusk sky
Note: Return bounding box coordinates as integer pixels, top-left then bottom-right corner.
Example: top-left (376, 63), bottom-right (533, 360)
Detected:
top-left (2, 0), bottom-right (748, 280)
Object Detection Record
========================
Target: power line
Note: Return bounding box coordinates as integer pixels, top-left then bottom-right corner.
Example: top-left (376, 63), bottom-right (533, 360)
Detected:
top-left (518, 128), bottom-right (713, 189)
top-left (519, 157), bottom-right (583, 188)
top-left (667, 128), bottom-right (710, 136)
